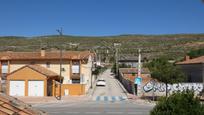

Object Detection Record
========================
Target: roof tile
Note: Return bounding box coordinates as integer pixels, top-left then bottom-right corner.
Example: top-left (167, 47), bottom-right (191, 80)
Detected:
top-left (0, 51), bottom-right (92, 60)
top-left (27, 64), bottom-right (59, 77)
top-left (8, 64), bottom-right (61, 79)
top-left (176, 55), bottom-right (204, 64)
top-left (0, 93), bottom-right (46, 115)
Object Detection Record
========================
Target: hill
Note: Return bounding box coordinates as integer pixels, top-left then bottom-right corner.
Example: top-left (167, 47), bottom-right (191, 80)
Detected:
top-left (0, 34), bottom-right (204, 61)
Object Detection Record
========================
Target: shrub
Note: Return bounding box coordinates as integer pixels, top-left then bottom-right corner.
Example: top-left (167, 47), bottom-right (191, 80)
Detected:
top-left (151, 90), bottom-right (204, 115)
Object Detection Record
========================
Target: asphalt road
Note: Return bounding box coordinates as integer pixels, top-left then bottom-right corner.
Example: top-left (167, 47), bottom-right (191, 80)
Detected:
top-left (35, 101), bottom-right (153, 115)
top-left (92, 69), bottom-right (127, 97)
top-left (34, 69), bottom-right (154, 115)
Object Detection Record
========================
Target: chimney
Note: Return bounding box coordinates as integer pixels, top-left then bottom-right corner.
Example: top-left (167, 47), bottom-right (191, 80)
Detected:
top-left (185, 55), bottom-right (190, 61)
top-left (41, 48), bottom-right (45, 57)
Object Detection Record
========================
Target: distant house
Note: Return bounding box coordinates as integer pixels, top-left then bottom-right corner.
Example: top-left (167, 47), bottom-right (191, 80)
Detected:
top-left (176, 55), bottom-right (204, 83)
top-left (118, 55), bottom-right (146, 68)
top-left (0, 50), bottom-right (94, 96)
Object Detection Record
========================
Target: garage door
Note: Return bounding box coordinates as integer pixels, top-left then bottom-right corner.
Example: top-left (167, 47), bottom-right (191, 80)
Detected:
top-left (9, 81), bottom-right (25, 96)
top-left (28, 81), bottom-right (44, 96)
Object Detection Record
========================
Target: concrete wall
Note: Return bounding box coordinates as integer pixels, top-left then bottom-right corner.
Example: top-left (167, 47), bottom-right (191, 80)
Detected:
top-left (119, 72), bottom-right (204, 97)
top-left (53, 81), bottom-right (85, 96)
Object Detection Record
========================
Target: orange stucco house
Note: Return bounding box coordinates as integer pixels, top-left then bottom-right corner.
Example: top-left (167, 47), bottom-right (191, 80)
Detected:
top-left (0, 50), bottom-right (94, 96)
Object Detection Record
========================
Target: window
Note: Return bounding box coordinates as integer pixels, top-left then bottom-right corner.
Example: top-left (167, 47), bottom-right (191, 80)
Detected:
top-left (46, 62), bottom-right (50, 68)
top-left (30, 61), bottom-right (35, 64)
top-left (72, 79), bottom-right (80, 84)
top-left (1, 73), bottom-right (7, 80)
top-left (72, 61), bottom-right (80, 74)
top-left (2, 63), bottom-right (8, 74)
top-left (1, 62), bottom-right (8, 81)
top-left (72, 65), bottom-right (79, 74)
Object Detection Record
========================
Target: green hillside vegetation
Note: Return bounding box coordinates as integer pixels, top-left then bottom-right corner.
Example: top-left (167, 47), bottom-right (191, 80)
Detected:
top-left (188, 48), bottom-right (204, 58)
top-left (0, 34), bottom-right (204, 61)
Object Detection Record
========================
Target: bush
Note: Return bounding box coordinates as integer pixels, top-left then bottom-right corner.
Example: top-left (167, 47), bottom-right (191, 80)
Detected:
top-left (92, 66), bottom-right (107, 76)
top-left (151, 90), bottom-right (204, 115)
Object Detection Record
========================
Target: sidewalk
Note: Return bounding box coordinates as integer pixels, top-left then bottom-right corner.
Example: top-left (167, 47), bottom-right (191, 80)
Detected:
top-left (17, 95), bottom-right (91, 104)
top-left (127, 93), bottom-right (156, 105)
top-left (116, 77), bottom-right (155, 105)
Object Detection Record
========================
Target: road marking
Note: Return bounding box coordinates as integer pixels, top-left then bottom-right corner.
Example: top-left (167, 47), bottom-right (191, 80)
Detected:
top-left (96, 96), bottom-right (100, 101)
top-left (111, 96), bottom-right (116, 102)
top-left (119, 96), bottom-right (122, 100)
top-left (104, 96), bottom-right (108, 101)
top-left (93, 96), bottom-right (128, 102)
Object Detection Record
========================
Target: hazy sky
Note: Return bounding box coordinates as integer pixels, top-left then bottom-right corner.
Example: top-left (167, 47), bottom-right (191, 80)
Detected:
top-left (0, 0), bottom-right (204, 36)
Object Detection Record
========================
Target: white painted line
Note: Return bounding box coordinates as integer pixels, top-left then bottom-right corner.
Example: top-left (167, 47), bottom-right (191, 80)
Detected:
top-left (108, 96), bottom-right (112, 101)
top-left (115, 96), bottom-right (120, 101)
top-left (101, 96), bottom-right (105, 101)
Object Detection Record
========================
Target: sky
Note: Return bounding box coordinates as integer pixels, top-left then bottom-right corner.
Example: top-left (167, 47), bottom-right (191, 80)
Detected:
top-left (0, 0), bottom-right (204, 37)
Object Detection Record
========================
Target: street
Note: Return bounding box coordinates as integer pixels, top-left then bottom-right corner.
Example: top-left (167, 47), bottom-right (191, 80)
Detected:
top-left (92, 69), bottom-right (127, 101)
top-left (33, 69), bottom-right (154, 115)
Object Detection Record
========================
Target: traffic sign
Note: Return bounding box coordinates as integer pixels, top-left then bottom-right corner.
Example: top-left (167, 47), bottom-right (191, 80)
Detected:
top-left (134, 77), bottom-right (142, 85)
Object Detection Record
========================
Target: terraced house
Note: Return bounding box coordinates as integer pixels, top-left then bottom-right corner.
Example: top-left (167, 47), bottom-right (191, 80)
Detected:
top-left (0, 49), bottom-right (94, 96)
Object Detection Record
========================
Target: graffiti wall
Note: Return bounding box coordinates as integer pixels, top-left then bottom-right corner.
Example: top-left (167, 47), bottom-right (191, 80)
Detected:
top-left (142, 80), bottom-right (203, 96)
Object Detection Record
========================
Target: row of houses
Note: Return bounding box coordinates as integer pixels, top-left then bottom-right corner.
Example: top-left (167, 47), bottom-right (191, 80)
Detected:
top-left (0, 49), bottom-right (95, 96)
top-left (119, 55), bottom-right (204, 97)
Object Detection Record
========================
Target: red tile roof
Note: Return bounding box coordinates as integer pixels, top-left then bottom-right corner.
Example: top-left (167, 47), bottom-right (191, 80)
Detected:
top-left (8, 64), bottom-right (61, 79)
top-left (0, 51), bottom-right (92, 60)
top-left (122, 74), bottom-right (152, 84)
top-left (0, 93), bottom-right (46, 115)
top-left (176, 55), bottom-right (204, 64)
top-left (27, 64), bottom-right (59, 77)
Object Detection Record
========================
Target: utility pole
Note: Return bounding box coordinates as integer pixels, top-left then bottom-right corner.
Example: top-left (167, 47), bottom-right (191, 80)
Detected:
top-left (133, 49), bottom-right (142, 96)
top-left (115, 47), bottom-right (118, 77)
top-left (56, 27), bottom-right (63, 100)
top-left (114, 43), bottom-right (121, 78)
top-left (138, 49), bottom-right (141, 79)
top-left (136, 49), bottom-right (142, 96)
top-left (90, 49), bottom-right (96, 89)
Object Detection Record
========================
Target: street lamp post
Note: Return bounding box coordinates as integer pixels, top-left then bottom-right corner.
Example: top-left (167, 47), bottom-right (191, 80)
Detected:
top-left (114, 43), bottom-right (121, 78)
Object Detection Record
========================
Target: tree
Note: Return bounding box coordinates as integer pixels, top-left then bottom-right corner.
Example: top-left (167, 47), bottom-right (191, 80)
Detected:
top-left (92, 66), bottom-right (102, 77)
top-left (146, 57), bottom-right (186, 96)
top-left (151, 90), bottom-right (204, 115)
top-left (188, 48), bottom-right (204, 58)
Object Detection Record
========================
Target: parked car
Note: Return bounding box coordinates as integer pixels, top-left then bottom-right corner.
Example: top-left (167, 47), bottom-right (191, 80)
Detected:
top-left (96, 79), bottom-right (106, 86)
